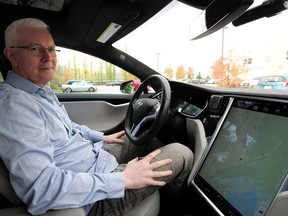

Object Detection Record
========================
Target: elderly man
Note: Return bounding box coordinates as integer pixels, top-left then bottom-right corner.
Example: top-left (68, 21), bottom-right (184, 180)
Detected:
top-left (0, 18), bottom-right (193, 215)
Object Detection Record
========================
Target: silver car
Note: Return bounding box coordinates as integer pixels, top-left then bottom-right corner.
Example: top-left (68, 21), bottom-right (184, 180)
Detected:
top-left (60, 81), bottom-right (97, 93)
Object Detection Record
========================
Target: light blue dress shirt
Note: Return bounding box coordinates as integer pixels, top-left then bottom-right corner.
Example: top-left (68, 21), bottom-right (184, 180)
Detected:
top-left (0, 71), bottom-right (125, 215)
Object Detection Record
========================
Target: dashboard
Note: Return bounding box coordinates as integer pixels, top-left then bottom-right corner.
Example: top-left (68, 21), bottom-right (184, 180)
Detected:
top-left (161, 81), bottom-right (288, 153)
top-left (173, 97), bottom-right (207, 117)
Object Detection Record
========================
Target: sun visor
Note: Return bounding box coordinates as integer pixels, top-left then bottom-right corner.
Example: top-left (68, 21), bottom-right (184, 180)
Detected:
top-left (85, 0), bottom-right (141, 48)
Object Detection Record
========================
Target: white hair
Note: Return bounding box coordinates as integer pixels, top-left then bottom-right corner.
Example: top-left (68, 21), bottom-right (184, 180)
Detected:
top-left (5, 18), bottom-right (50, 47)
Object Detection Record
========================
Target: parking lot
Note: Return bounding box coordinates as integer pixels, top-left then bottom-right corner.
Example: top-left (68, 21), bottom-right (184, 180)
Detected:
top-left (95, 85), bottom-right (123, 93)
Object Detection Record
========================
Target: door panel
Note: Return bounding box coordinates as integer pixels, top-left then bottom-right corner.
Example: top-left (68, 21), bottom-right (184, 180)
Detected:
top-left (57, 93), bottom-right (132, 133)
top-left (62, 101), bottom-right (129, 131)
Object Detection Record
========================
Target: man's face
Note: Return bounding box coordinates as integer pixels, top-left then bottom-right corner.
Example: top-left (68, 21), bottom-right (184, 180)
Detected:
top-left (5, 27), bottom-right (57, 88)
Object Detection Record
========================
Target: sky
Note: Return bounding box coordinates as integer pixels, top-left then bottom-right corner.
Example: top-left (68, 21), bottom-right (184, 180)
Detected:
top-left (114, 0), bottom-right (288, 78)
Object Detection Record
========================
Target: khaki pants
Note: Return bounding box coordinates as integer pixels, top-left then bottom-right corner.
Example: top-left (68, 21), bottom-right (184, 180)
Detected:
top-left (88, 137), bottom-right (194, 216)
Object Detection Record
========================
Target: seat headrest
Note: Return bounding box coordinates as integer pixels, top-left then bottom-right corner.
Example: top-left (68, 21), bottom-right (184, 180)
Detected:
top-left (0, 36), bottom-right (11, 80)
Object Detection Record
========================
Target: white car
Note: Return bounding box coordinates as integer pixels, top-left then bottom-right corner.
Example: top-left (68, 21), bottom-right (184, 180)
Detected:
top-left (60, 81), bottom-right (97, 93)
top-left (240, 77), bottom-right (261, 88)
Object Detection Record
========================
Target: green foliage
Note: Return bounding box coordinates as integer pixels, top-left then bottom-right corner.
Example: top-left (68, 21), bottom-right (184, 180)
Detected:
top-left (49, 81), bottom-right (61, 92)
top-left (164, 67), bottom-right (173, 79)
top-left (55, 56), bottom-right (127, 88)
top-left (196, 72), bottom-right (202, 79)
top-left (187, 67), bottom-right (195, 79)
top-left (122, 81), bottom-right (134, 94)
top-left (53, 49), bottom-right (201, 90)
top-left (0, 72), bottom-right (3, 83)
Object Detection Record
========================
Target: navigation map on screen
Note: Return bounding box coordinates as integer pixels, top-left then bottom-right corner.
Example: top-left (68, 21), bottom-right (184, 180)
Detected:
top-left (196, 98), bottom-right (288, 216)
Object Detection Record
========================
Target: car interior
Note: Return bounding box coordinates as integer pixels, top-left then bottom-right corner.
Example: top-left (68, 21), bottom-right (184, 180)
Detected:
top-left (1, 0), bottom-right (288, 215)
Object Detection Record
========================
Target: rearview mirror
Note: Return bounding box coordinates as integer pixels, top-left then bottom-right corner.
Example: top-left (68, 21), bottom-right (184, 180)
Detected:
top-left (189, 0), bottom-right (254, 40)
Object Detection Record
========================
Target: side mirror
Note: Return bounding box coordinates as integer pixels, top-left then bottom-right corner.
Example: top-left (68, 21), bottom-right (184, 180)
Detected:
top-left (120, 79), bottom-right (154, 94)
top-left (120, 80), bottom-right (135, 94)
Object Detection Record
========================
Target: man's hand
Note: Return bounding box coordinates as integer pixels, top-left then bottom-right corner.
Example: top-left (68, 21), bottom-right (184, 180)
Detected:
top-left (102, 130), bottom-right (125, 144)
top-left (123, 149), bottom-right (173, 189)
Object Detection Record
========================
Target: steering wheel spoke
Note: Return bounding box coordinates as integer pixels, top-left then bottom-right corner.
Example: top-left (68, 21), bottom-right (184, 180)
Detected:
top-left (130, 111), bottom-right (158, 136)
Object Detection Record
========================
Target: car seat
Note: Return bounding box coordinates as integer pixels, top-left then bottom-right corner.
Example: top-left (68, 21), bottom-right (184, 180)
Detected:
top-left (0, 159), bottom-right (160, 216)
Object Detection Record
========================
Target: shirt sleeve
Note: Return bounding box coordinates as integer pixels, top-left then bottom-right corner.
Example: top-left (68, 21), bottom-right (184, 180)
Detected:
top-left (71, 121), bottom-right (104, 142)
top-left (0, 92), bottom-right (125, 215)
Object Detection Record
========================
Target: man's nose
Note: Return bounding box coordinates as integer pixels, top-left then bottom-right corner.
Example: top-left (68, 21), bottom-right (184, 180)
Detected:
top-left (42, 49), bottom-right (54, 60)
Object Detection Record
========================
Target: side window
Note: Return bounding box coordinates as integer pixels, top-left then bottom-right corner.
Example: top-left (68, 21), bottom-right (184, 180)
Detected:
top-left (52, 47), bottom-right (138, 94)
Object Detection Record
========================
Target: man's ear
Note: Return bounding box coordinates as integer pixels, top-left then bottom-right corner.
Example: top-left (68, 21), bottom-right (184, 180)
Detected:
top-left (4, 47), bottom-right (17, 68)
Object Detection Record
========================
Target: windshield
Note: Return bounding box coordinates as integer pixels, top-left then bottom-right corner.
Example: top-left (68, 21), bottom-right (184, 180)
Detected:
top-left (114, 0), bottom-right (288, 89)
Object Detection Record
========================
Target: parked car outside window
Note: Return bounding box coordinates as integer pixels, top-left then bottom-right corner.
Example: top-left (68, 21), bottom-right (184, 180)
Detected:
top-left (105, 81), bottom-right (122, 86)
top-left (66, 80), bottom-right (87, 85)
top-left (188, 79), bottom-right (205, 84)
top-left (256, 75), bottom-right (288, 90)
top-left (60, 80), bottom-right (97, 93)
top-left (240, 76), bottom-right (261, 88)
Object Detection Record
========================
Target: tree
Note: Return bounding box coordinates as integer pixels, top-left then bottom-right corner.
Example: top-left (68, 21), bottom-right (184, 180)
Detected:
top-left (62, 61), bottom-right (72, 82)
top-left (120, 69), bottom-right (136, 81)
top-left (164, 66), bottom-right (173, 79)
top-left (187, 67), bottom-right (195, 79)
top-left (175, 65), bottom-right (185, 80)
top-left (211, 49), bottom-right (247, 87)
top-left (98, 61), bottom-right (104, 83)
top-left (0, 72), bottom-right (4, 83)
top-left (82, 57), bottom-right (88, 80)
top-left (89, 56), bottom-right (96, 82)
top-left (105, 62), bottom-right (110, 82)
top-left (196, 72), bottom-right (202, 80)
top-left (72, 53), bottom-right (78, 80)
top-left (111, 64), bottom-right (116, 81)
top-left (225, 61), bottom-right (243, 87)
top-left (52, 57), bottom-right (73, 91)
top-left (211, 57), bottom-right (226, 82)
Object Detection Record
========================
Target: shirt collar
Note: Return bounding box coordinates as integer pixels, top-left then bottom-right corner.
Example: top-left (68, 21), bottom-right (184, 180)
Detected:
top-left (5, 70), bottom-right (53, 96)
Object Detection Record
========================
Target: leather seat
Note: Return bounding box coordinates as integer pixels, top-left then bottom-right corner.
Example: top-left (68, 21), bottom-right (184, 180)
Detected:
top-left (0, 159), bottom-right (160, 216)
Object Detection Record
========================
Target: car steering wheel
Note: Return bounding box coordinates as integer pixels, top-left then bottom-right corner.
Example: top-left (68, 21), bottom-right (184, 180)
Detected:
top-left (125, 74), bottom-right (171, 145)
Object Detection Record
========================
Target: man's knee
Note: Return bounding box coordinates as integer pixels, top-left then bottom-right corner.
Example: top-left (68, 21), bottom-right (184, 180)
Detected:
top-left (152, 143), bottom-right (193, 178)
top-left (159, 143), bottom-right (193, 165)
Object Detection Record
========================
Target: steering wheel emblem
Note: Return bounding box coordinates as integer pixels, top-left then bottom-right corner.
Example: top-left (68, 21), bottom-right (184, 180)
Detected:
top-left (136, 101), bottom-right (143, 110)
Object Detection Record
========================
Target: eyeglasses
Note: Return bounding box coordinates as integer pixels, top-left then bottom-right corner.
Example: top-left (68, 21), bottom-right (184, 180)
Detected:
top-left (9, 44), bottom-right (60, 57)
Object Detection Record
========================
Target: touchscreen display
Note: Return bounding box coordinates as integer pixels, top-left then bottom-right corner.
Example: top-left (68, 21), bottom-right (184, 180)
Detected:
top-left (194, 98), bottom-right (288, 216)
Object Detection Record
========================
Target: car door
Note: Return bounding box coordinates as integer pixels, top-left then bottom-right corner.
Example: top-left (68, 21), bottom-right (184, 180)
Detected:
top-left (52, 47), bottom-right (139, 134)
top-left (78, 82), bottom-right (89, 92)
top-left (57, 90), bottom-right (132, 134)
